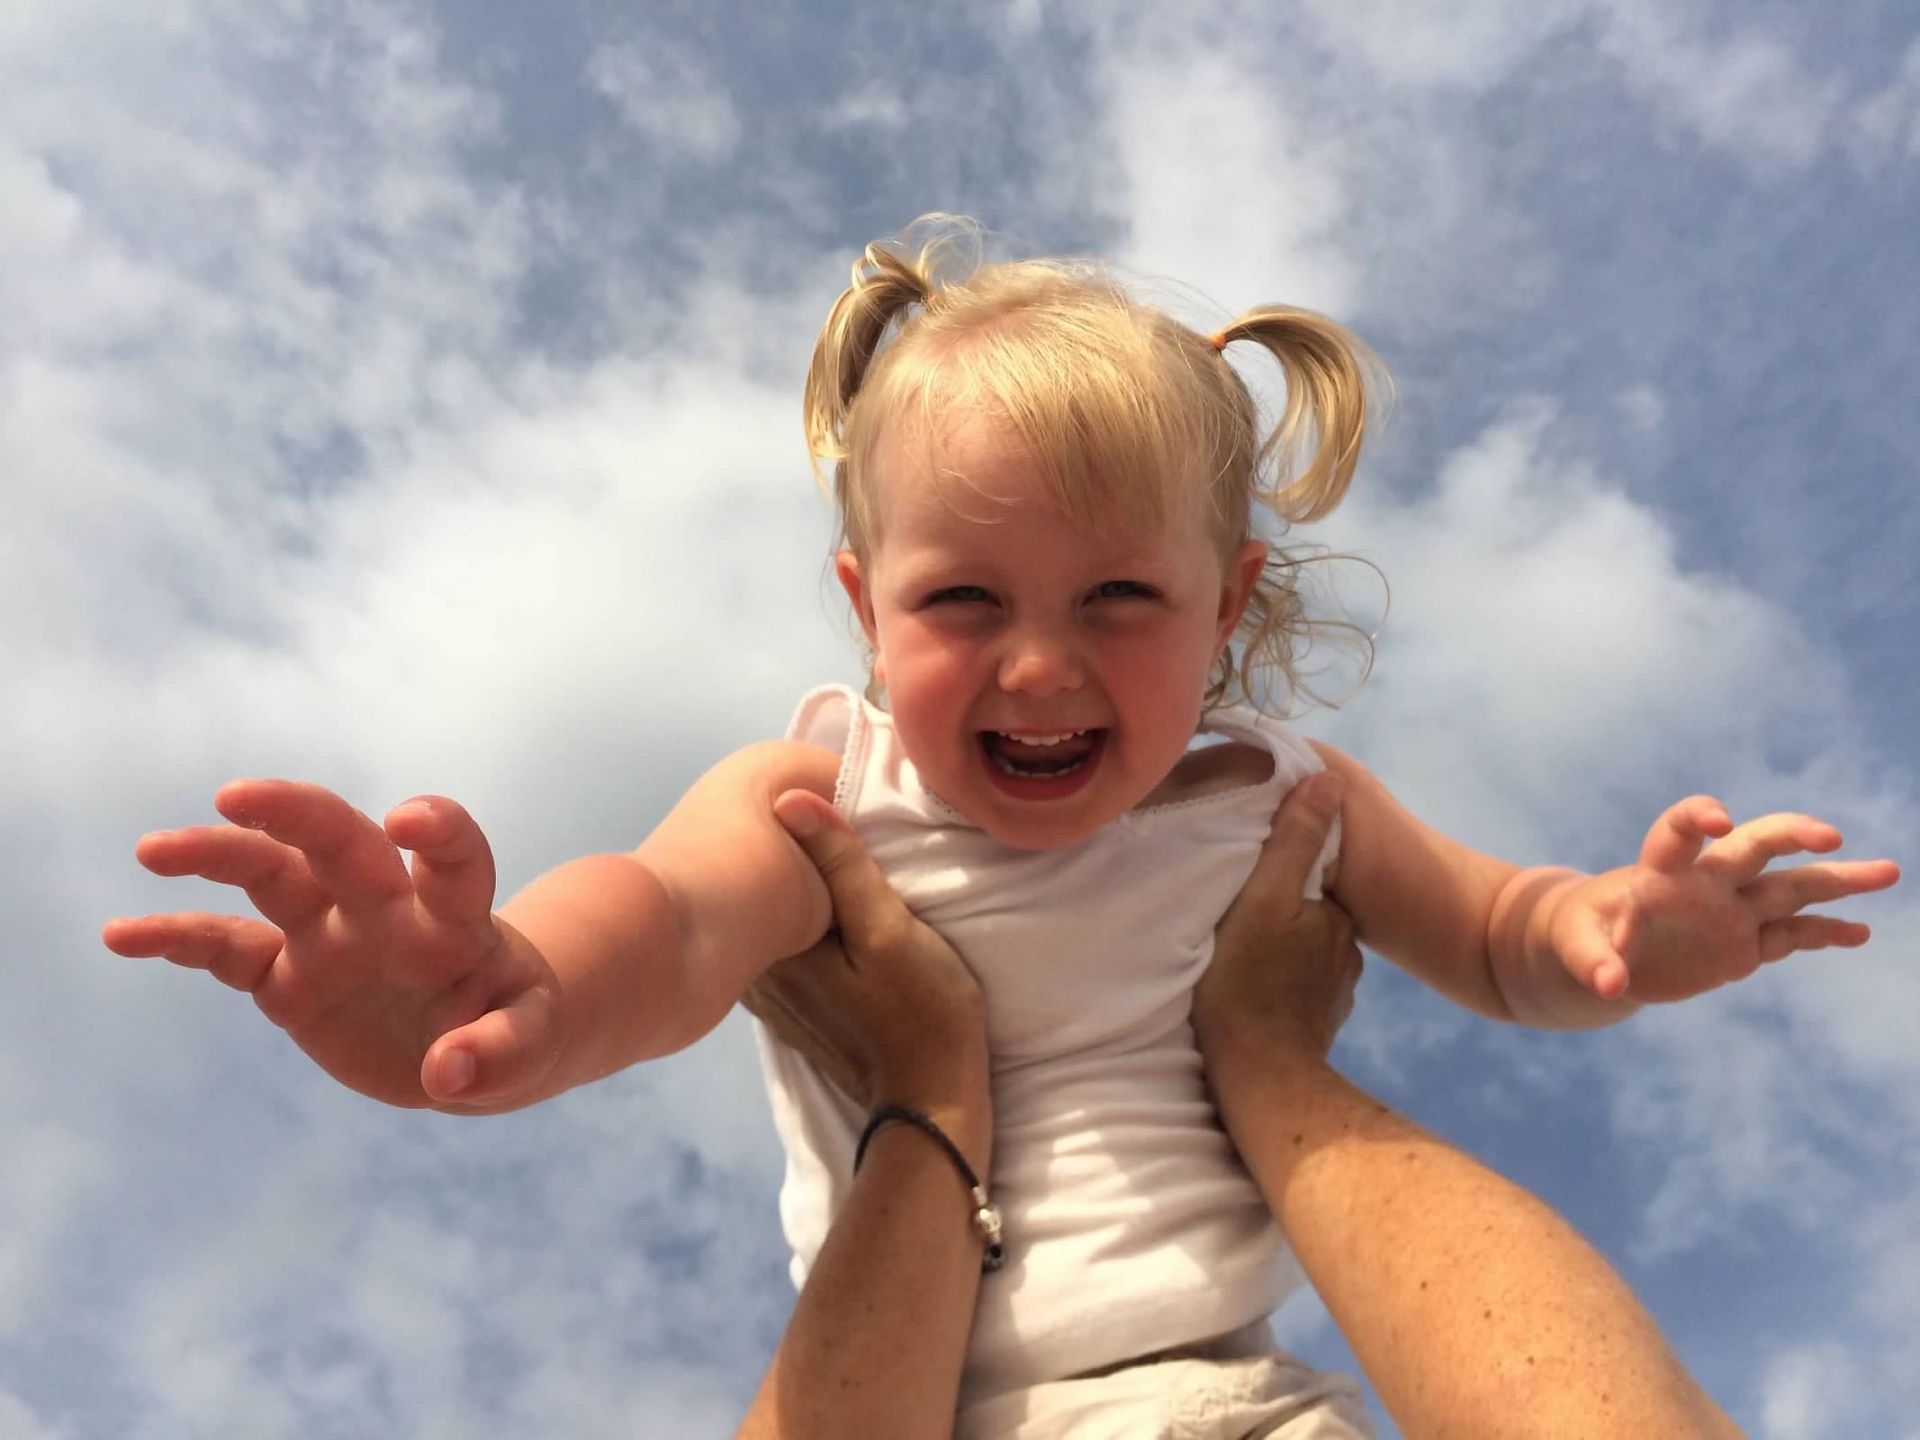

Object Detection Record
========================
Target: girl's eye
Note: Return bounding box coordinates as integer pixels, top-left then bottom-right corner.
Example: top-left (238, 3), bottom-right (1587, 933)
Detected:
top-left (1092, 579), bottom-right (1157, 600)
top-left (928, 585), bottom-right (992, 605)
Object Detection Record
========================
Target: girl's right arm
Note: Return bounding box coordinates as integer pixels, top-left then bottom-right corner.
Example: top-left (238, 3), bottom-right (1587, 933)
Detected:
top-left (533, 739), bottom-right (845, 1090)
top-left (103, 741), bottom-right (843, 1115)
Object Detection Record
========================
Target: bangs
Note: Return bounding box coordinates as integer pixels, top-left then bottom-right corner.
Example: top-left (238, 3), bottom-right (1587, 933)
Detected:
top-left (844, 270), bottom-right (1246, 551)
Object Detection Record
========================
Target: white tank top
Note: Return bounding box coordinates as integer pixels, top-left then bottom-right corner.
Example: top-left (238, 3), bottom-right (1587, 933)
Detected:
top-left (754, 684), bottom-right (1338, 1398)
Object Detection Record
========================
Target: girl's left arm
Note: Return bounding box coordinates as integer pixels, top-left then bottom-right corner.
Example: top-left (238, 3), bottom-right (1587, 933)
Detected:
top-left (1309, 743), bottom-right (1614, 1027)
top-left (1314, 743), bottom-right (1900, 1029)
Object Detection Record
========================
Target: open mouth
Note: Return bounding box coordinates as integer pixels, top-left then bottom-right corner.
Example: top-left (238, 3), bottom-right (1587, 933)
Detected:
top-left (977, 728), bottom-right (1107, 798)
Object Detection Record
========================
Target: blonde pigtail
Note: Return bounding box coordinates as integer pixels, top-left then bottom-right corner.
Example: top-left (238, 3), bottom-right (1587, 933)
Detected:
top-left (803, 243), bottom-right (932, 494)
top-left (1208, 307), bottom-right (1383, 713)
top-left (1213, 307), bottom-right (1381, 524)
top-left (802, 217), bottom-right (986, 540)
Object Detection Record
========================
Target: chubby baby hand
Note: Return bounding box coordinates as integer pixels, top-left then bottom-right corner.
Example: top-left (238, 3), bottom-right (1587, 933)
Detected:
top-left (103, 779), bottom-right (563, 1111)
top-left (1548, 795), bottom-right (1900, 1004)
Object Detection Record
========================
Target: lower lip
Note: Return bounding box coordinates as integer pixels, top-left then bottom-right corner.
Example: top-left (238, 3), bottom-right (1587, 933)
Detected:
top-left (978, 730), bottom-right (1108, 802)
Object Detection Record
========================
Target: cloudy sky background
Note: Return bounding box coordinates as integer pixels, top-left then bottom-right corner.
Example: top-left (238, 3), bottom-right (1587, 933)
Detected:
top-left (6, 1), bottom-right (1917, 1435)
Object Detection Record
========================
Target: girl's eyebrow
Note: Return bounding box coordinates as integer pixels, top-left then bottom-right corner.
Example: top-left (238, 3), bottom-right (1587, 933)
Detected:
top-left (882, 545), bottom-right (990, 579)
top-left (892, 560), bottom-right (995, 592)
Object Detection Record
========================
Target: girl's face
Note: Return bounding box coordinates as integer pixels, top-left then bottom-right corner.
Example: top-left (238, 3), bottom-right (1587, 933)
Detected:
top-left (838, 416), bottom-right (1265, 851)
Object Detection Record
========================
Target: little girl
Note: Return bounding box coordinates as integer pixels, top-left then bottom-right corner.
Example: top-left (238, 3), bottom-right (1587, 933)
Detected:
top-left (107, 217), bottom-right (1897, 1433)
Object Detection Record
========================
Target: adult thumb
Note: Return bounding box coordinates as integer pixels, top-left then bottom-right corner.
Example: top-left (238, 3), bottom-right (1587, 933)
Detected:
top-left (1257, 771), bottom-right (1345, 896)
top-left (772, 789), bottom-right (909, 954)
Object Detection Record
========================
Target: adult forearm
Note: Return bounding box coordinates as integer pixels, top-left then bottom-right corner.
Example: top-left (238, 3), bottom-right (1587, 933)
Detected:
top-left (1207, 1041), bottom-right (1738, 1439)
top-left (737, 1094), bottom-right (991, 1440)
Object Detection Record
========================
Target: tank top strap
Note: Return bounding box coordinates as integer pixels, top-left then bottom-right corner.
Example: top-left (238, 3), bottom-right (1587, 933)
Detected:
top-left (1194, 702), bottom-right (1340, 900)
top-left (1199, 702), bottom-right (1326, 780)
top-left (785, 683), bottom-right (858, 751)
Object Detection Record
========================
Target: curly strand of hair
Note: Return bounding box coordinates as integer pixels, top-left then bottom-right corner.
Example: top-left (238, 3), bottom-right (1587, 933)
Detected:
top-left (1208, 548), bottom-right (1381, 715)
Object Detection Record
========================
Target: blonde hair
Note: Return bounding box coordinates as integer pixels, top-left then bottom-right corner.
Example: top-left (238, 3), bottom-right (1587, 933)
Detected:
top-left (804, 214), bottom-right (1381, 714)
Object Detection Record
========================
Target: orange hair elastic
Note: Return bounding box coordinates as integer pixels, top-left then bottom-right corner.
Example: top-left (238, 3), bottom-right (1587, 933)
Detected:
top-left (1208, 330), bottom-right (1229, 352)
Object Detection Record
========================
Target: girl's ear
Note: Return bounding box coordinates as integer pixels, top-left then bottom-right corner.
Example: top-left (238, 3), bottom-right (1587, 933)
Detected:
top-left (1216, 540), bottom-right (1268, 650)
top-left (835, 549), bottom-right (881, 649)
top-left (836, 550), bottom-right (888, 687)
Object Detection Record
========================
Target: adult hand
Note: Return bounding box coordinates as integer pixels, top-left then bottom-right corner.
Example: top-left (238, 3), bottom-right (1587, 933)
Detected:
top-left (1190, 772), bottom-right (1747, 1440)
top-left (738, 789), bottom-right (994, 1440)
top-left (744, 790), bottom-right (989, 1135)
top-left (1194, 771), bottom-right (1360, 1066)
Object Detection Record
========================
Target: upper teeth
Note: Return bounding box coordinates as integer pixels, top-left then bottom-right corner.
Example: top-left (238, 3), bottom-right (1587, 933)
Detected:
top-left (997, 731), bottom-right (1087, 746)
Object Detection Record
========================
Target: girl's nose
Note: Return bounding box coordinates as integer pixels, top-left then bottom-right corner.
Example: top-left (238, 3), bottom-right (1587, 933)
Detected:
top-left (998, 630), bottom-right (1085, 696)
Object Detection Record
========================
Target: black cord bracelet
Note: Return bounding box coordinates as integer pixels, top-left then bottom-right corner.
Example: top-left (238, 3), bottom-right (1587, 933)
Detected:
top-left (855, 1104), bottom-right (1006, 1272)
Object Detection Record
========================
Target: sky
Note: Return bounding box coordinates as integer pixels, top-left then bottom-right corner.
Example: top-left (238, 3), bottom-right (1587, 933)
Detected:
top-left (5, 0), bottom-right (1917, 1435)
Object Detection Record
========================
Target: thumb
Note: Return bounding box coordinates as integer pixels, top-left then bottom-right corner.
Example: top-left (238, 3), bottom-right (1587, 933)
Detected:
top-left (422, 988), bottom-right (561, 1105)
top-left (1252, 771), bottom-right (1345, 902)
top-left (1559, 922), bottom-right (1631, 1002)
top-left (772, 789), bottom-right (911, 953)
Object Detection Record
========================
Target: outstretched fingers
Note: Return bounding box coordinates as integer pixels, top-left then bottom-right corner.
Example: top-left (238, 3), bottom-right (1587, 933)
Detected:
top-left (1758, 915), bottom-right (1873, 964)
top-left (132, 824), bottom-right (329, 931)
top-left (1696, 812), bottom-right (1844, 886)
top-left (1741, 858), bottom-right (1903, 922)
top-left (101, 912), bottom-right (286, 992)
top-left (1639, 795), bottom-right (1734, 874)
top-left (384, 796), bottom-right (498, 928)
top-left (215, 779), bottom-right (412, 914)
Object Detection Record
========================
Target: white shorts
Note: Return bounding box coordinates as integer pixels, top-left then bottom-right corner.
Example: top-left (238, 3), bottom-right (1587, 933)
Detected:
top-left (955, 1323), bottom-right (1374, 1440)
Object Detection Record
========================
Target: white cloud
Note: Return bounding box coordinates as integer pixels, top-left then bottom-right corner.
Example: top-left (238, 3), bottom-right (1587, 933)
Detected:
top-left (2, 6), bottom-right (820, 1433)
top-left (0, 1390), bottom-right (70, 1440)
top-left (819, 82), bottom-right (911, 132)
top-left (0, 1127), bottom-right (109, 1339)
top-left (1236, 0), bottom-right (1882, 183)
top-left (1615, 383), bottom-right (1666, 433)
top-left (1851, 38), bottom-right (1920, 166)
top-left (1001, 0), bottom-right (1045, 38)
top-left (1596, 3), bottom-right (1845, 173)
top-left (1848, 1190), bottom-right (1920, 1423)
top-left (1610, 1003), bottom-right (1850, 1259)
top-left (1297, 0), bottom-right (1586, 89)
top-left (1759, 1342), bottom-right (1865, 1440)
top-left (587, 40), bottom-right (742, 160)
top-left (1102, 42), bottom-right (1361, 318)
top-left (1313, 401), bottom-right (1843, 836)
